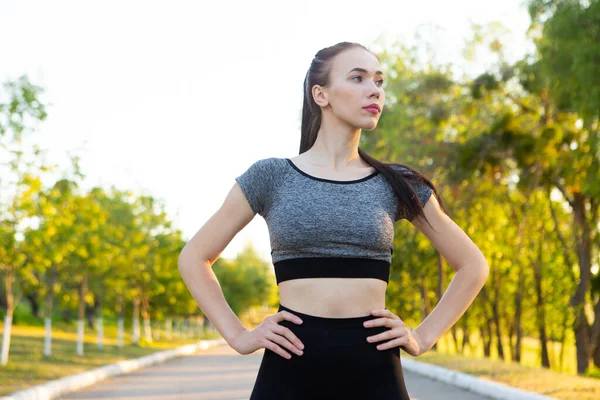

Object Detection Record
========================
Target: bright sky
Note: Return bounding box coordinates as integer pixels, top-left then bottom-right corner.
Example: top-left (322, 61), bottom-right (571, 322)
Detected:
top-left (0, 0), bottom-right (532, 262)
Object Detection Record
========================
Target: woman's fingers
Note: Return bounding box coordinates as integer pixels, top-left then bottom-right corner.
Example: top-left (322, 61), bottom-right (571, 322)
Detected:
top-left (266, 330), bottom-right (304, 357)
top-left (276, 310), bottom-right (304, 325)
top-left (260, 310), bottom-right (306, 359)
top-left (366, 326), bottom-right (409, 343)
top-left (262, 337), bottom-right (293, 359)
top-left (272, 324), bottom-right (305, 353)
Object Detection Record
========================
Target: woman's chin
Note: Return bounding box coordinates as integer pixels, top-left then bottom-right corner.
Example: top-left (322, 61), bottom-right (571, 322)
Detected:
top-left (360, 121), bottom-right (379, 131)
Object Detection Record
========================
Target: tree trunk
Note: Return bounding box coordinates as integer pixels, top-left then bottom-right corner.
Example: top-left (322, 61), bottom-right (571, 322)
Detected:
top-left (462, 309), bottom-right (470, 353)
top-left (509, 198), bottom-right (530, 364)
top-left (559, 311), bottom-right (567, 371)
top-left (434, 252), bottom-right (445, 352)
top-left (481, 326), bottom-right (491, 357)
top-left (1, 273), bottom-right (15, 366)
top-left (592, 201), bottom-right (600, 367)
top-left (85, 302), bottom-right (95, 330)
top-left (44, 265), bottom-right (57, 357)
top-left (514, 268), bottom-right (524, 362)
top-left (491, 274), bottom-right (505, 360)
top-left (593, 302), bottom-right (600, 366)
top-left (0, 279), bottom-right (6, 311)
top-left (77, 273), bottom-right (88, 356)
top-left (419, 276), bottom-right (431, 319)
top-left (534, 228), bottom-right (550, 368)
top-left (132, 296), bottom-right (141, 345)
top-left (507, 318), bottom-right (515, 362)
top-left (96, 297), bottom-right (103, 350)
top-left (141, 297), bottom-right (153, 344)
top-left (479, 287), bottom-right (492, 358)
top-left (570, 194), bottom-right (592, 374)
top-left (549, 190), bottom-right (578, 372)
top-left (117, 294), bottom-right (124, 349)
top-left (166, 317), bottom-right (173, 341)
top-left (25, 292), bottom-right (41, 318)
top-left (451, 325), bottom-right (460, 353)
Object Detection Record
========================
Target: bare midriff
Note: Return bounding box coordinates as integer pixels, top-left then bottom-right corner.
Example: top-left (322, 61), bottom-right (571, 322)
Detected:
top-left (278, 278), bottom-right (388, 318)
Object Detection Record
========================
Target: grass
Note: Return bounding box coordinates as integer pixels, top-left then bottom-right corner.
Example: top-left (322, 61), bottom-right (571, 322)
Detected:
top-left (407, 351), bottom-right (600, 400)
top-left (429, 327), bottom-right (600, 378)
top-left (0, 321), bottom-right (221, 396)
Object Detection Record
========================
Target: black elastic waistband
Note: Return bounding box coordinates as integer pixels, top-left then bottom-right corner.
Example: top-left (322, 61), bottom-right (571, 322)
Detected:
top-left (278, 303), bottom-right (382, 327)
top-left (273, 257), bottom-right (390, 285)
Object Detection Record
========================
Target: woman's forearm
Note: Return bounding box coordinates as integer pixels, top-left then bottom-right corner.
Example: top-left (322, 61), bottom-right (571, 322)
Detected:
top-left (414, 260), bottom-right (489, 353)
top-left (178, 252), bottom-right (248, 346)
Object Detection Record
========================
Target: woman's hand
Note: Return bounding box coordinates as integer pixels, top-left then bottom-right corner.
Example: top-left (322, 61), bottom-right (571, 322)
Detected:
top-left (363, 309), bottom-right (427, 357)
top-left (230, 310), bottom-right (305, 360)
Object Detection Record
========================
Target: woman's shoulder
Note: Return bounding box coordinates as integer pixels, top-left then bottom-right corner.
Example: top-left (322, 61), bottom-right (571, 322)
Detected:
top-left (246, 156), bottom-right (290, 175)
top-left (235, 157), bottom-right (291, 216)
top-left (236, 156), bottom-right (291, 187)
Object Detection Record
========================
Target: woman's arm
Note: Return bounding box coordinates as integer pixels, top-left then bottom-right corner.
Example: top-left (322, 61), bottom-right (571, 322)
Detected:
top-left (410, 195), bottom-right (489, 353)
top-left (177, 182), bottom-right (256, 346)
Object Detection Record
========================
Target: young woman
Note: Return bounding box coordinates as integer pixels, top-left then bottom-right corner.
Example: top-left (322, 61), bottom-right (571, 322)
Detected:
top-left (178, 42), bottom-right (489, 400)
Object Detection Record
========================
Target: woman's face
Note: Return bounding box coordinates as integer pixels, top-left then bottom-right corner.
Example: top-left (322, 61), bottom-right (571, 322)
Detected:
top-left (315, 47), bottom-right (385, 131)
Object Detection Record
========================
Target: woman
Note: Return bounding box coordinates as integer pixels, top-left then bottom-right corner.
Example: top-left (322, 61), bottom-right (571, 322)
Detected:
top-left (178, 42), bottom-right (489, 400)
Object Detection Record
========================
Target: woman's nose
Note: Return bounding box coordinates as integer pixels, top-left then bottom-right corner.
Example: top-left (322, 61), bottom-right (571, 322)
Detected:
top-left (368, 87), bottom-right (380, 98)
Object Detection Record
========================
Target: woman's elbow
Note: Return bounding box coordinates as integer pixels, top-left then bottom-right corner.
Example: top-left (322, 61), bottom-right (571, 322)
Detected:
top-left (178, 245), bottom-right (196, 271)
top-left (476, 257), bottom-right (490, 286)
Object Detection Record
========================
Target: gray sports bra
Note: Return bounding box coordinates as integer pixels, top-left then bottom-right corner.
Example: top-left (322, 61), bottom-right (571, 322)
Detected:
top-left (235, 157), bottom-right (433, 285)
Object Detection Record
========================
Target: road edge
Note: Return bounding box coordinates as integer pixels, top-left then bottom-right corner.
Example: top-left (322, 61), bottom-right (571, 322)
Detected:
top-left (402, 357), bottom-right (558, 400)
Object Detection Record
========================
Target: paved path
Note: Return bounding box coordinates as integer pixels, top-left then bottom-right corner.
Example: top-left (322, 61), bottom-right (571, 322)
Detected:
top-left (60, 344), bottom-right (491, 400)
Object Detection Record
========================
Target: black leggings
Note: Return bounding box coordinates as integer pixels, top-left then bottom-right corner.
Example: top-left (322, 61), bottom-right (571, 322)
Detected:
top-left (249, 303), bottom-right (411, 400)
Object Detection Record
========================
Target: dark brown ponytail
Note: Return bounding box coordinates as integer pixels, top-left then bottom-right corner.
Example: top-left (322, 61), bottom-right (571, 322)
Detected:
top-left (300, 42), bottom-right (447, 228)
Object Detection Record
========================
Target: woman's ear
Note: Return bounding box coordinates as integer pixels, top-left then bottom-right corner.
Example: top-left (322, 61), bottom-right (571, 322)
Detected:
top-left (312, 84), bottom-right (329, 107)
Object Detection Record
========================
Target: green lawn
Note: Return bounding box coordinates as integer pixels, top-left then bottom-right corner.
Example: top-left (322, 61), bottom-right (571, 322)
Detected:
top-left (0, 323), bottom-right (221, 396)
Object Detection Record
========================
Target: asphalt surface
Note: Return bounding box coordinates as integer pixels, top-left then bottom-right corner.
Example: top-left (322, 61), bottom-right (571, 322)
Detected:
top-left (59, 344), bottom-right (491, 400)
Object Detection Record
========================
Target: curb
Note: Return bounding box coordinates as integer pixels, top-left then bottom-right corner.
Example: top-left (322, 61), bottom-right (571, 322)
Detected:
top-left (0, 338), bottom-right (228, 400)
top-left (402, 358), bottom-right (558, 400)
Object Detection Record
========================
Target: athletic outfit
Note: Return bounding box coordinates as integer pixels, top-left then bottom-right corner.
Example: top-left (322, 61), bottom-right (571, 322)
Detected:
top-left (234, 157), bottom-right (433, 400)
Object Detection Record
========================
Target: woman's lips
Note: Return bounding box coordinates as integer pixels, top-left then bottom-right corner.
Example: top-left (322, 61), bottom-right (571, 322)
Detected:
top-left (364, 107), bottom-right (379, 114)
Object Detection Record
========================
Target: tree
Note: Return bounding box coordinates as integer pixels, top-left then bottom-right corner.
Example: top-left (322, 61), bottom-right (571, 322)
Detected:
top-left (0, 75), bottom-right (49, 365)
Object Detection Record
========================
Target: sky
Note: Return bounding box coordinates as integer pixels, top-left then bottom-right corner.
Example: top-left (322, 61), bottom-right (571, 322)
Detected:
top-left (0, 0), bottom-right (533, 263)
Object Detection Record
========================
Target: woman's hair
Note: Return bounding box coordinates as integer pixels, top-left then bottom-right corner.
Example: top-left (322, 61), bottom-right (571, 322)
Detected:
top-left (300, 41), bottom-right (447, 228)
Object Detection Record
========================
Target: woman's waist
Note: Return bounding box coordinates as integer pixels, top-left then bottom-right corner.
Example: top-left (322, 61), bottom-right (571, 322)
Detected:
top-left (278, 278), bottom-right (387, 319)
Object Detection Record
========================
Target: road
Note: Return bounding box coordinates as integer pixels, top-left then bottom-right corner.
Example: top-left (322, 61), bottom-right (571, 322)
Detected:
top-left (59, 344), bottom-right (491, 400)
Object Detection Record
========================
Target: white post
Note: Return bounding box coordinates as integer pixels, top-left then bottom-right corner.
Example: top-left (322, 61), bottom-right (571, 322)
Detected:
top-left (97, 317), bottom-right (103, 349)
top-left (76, 319), bottom-right (84, 356)
top-left (1, 315), bottom-right (12, 365)
top-left (166, 318), bottom-right (172, 341)
top-left (117, 318), bottom-right (124, 348)
top-left (44, 317), bottom-right (52, 356)
top-left (133, 315), bottom-right (140, 344)
top-left (152, 321), bottom-right (160, 341)
top-left (143, 318), bottom-right (153, 343)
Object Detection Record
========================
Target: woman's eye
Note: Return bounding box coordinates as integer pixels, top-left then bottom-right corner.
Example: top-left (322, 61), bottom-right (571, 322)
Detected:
top-left (353, 76), bottom-right (384, 87)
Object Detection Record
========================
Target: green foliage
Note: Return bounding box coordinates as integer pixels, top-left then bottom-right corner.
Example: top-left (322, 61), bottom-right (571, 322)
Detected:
top-left (212, 243), bottom-right (276, 316)
top-left (368, 6), bottom-right (599, 375)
